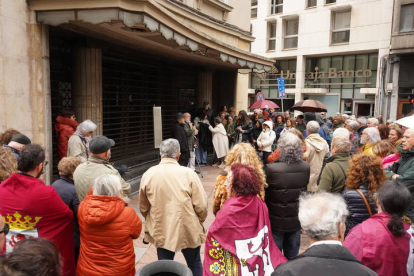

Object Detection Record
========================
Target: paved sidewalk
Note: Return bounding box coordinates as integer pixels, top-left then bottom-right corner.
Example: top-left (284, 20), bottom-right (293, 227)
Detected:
top-left (129, 165), bottom-right (310, 272)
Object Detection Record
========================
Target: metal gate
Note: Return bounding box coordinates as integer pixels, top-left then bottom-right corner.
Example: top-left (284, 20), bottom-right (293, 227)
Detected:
top-left (50, 38), bottom-right (73, 175)
top-left (102, 53), bottom-right (196, 163)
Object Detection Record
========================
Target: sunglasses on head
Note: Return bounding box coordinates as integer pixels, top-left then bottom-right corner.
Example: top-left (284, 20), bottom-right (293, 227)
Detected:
top-left (0, 223), bottom-right (9, 235)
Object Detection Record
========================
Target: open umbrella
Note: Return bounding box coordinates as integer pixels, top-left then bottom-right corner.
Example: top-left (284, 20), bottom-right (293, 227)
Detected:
top-left (395, 115), bottom-right (414, 129)
top-left (249, 100), bottom-right (280, 109)
top-left (292, 100), bottom-right (327, 113)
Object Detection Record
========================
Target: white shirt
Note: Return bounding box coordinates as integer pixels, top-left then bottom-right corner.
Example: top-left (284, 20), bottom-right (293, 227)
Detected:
top-left (309, 240), bottom-right (342, 247)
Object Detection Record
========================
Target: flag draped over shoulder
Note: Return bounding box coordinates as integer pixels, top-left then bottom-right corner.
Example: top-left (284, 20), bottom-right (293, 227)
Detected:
top-left (204, 195), bottom-right (287, 276)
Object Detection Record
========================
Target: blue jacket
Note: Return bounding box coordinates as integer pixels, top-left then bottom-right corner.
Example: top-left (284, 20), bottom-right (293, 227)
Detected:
top-left (52, 178), bottom-right (80, 252)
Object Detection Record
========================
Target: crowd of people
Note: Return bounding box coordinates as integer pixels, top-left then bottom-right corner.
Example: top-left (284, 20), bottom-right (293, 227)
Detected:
top-left (1, 102), bottom-right (414, 276)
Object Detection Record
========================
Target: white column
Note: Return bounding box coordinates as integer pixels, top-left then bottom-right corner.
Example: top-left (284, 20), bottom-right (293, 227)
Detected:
top-left (294, 55), bottom-right (306, 116)
top-left (390, 62), bottom-right (399, 121)
top-left (235, 69), bottom-right (250, 112)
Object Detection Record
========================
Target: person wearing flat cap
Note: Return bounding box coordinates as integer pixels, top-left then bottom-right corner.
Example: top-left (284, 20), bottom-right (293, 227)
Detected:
top-left (196, 100), bottom-right (215, 125)
top-left (73, 135), bottom-right (131, 201)
top-left (4, 134), bottom-right (31, 159)
top-left (171, 113), bottom-right (190, 166)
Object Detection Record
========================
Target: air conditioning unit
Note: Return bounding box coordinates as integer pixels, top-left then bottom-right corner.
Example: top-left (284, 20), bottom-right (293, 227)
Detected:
top-left (248, 89), bottom-right (256, 94)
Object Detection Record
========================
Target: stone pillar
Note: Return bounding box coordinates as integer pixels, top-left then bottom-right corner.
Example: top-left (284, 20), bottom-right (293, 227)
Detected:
top-left (294, 55), bottom-right (306, 116)
top-left (196, 70), bottom-right (213, 109)
top-left (73, 47), bottom-right (103, 135)
top-left (235, 69), bottom-right (250, 112)
top-left (390, 61), bottom-right (399, 121)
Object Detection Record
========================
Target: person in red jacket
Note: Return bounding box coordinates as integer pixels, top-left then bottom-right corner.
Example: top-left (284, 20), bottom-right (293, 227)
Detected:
top-left (55, 109), bottom-right (79, 161)
top-left (77, 174), bottom-right (142, 276)
top-left (0, 144), bottom-right (75, 276)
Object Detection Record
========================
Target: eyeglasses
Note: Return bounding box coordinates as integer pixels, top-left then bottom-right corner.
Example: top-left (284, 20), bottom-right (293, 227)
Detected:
top-left (0, 223), bottom-right (9, 235)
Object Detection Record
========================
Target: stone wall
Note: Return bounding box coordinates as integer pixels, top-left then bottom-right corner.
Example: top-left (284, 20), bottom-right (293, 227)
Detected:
top-left (0, 0), bottom-right (45, 146)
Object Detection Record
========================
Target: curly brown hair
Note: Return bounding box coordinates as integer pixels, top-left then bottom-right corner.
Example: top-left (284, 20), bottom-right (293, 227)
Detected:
top-left (346, 154), bottom-right (387, 196)
top-left (0, 129), bottom-right (20, 145)
top-left (58, 157), bottom-right (82, 178)
top-left (0, 147), bottom-right (17, 183)
top-left (275, 114), bottom-right (285, 124)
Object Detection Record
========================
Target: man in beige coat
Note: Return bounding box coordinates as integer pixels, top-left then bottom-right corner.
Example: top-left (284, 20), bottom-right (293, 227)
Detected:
top-left (140, 138), bottom-right (208, 276)
top-left (73, 135), bottom-right (131, 200)
top-left (303, 121), bottom-right (329, 192)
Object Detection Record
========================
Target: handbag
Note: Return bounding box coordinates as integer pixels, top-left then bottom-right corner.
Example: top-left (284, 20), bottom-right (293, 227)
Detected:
top-left (356, 189), bottom-right (373, 217)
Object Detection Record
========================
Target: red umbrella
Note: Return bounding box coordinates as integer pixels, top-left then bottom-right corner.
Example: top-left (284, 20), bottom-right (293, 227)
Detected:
top-left (249, 100), bottom-right (280, 109)
top-left (292, 100), bottom-right (327, 112)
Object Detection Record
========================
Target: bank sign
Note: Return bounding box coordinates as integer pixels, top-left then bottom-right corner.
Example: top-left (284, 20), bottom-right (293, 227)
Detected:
top-left (280, 67), bottom-right (373, 83)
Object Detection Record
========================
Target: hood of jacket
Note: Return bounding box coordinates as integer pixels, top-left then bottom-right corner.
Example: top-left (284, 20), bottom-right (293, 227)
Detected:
top-left (306, 133), bottom-right (328, 152)
top-left (263, 121), bottom-right (273, 130)
top-left (80, 195), bottom-right (125, 226)
top-left (328, 152), bottom-right (350, 162)
top-left (55, 116), bottom-right (79, 130)
top-left (400, 148), bottom-right (414, 160)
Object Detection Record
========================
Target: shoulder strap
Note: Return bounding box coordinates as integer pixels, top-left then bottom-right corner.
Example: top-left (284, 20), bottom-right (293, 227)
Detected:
top-left (333, 162), bottom-right (347, 181)
top-left (356, 189), bottom-right (373, 217)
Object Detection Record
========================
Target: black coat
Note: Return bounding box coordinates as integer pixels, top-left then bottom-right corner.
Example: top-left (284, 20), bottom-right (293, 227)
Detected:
top-left (272, 244), bottom-right (378, 276)
top-left (265, 160), bottom-right (310, 233)
top-left (342, 183), bottom-right (377, 235)
top-left (51, 178), bottom-right (80, 253)
top-left (236, 121), bottom-right (253, 143)
top-left (171, 121), bottom-right (190, 165)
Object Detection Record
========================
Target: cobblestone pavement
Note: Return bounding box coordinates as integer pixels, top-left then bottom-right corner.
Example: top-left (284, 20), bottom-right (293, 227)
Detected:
top-left (128, 165), bottom-right (310, 272)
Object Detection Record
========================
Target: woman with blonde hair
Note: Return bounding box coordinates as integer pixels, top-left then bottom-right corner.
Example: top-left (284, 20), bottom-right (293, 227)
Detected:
top-left (213, 143), bottom-right (267, 215)
top-left (372, 140), bottom-right (399, 168)
top-left (0, 147), bottom-right (17, 183)
top-left (342, 154), bottom-right (388, 235)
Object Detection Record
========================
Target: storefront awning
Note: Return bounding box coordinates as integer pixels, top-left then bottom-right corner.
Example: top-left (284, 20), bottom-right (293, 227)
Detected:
top-left (30, 0), bottom-right (274, 71)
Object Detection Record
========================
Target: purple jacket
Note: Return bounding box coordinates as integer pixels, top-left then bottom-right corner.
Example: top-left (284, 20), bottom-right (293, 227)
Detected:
top-left (344, 213), bottom-right (410, 276)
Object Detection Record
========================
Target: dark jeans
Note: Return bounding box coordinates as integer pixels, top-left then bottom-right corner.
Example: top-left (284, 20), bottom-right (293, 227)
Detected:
top-left (272, 230), bottom-right (301, 260)
top-left (157, 246), bottom-right (202, 276)
top-left (262, 151), bottom-right (271, 165)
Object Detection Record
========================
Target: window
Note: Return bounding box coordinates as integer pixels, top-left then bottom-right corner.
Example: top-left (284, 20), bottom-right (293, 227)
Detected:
top-left (400, 4), bottom-right (414, 32)
top-left (251, 0), bottom-right (258, 18)
top-left (326, 0), bottom-right (336, 4)
top-left (271, 0), bottom-right (283, 14)
top-left (268, 22), bottom-right (277, 51)
top-left (307, 0), bottom-right (317, 8)
top-left (284, 19), bottom-right (299, 49)
top-left (332, 11), bottom-right (351, 44)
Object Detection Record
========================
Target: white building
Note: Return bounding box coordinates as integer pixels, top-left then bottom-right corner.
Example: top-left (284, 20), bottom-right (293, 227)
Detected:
top-left (250, 0), bottom-right (393, 118)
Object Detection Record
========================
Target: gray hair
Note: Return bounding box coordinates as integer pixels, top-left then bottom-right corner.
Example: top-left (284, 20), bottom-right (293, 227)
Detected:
top-left (365, 127), bottom-right (381, 143)
top-left (160, 139), bottom-right (180, 159)
top-left (368, 118), bottom-right (379, 126)
top-left (93, 174), bottom-right (128, 202)
top-left (332, 137), bottom-right (351, 154)
top-left (214, 117), bottom-right (222, 124)
top-left (299, 192), bottom-right (349, 240)
top-left (278, 132), bottom-right (303, 164)
top-left (306, 121), bottom-right (320, 134)
top-left (332, 128), bottom-right (350, 139)
top-left (357, 117), bottom-right (367, 126)
top-left (77, 120), bottom-right (97, 135)
top-left (347, 120), bottom-right (359, 131)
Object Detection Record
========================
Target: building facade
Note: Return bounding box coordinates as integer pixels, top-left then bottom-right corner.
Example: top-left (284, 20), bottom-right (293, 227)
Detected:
top-left (0, 0), bottom-right (273, 185)
top-left (250, 0), bottom-right (393, 118)
top-left (388, 0), bottom-right (414, 120)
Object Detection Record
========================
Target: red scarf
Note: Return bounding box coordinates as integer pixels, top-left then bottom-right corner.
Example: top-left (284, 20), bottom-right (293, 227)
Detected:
top-left (204, 195), bottom-right (286, 276)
